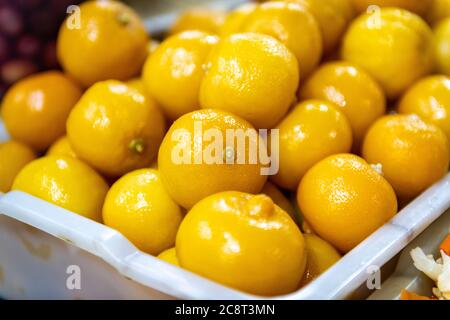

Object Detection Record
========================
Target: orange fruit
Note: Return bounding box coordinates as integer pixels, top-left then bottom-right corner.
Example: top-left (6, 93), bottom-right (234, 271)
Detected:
top-left (351, 0), bottom-right (433, 17)
top-left (363, 114), bottom-right (449, 201)
top-left (57, 0), bottom-right (148, 87)
top-left (176, 191), bottom-right (306, 296)
top-left (298, 154), bottom-right (397, 252)
top-left (272, 100), bottom-right (353, 191)
top-left (143, 31), bottom-right (219, 120)
top-left (1, 71), bottom-right (82, 151)
top-left (398, 75), bottom-right (450, 141)
top-left (169, 8), bottom-right (226, 35)
top-left (67, 80), bottom-right (166, 177)
top-left (199, 33), bottom-right (299, 129)
top-left (300, 61), bottom-right (386, 149)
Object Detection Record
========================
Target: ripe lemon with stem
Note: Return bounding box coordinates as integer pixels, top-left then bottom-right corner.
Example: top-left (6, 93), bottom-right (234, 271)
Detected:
top-left (158, 109), bottom-right (267, 209)
top-left (57, 0), bottom-right (149, 87)
top-left (176, 191), bottom-right (306, 296)
top-left (12, 156), bottom-right (109, 222)
top-left (297, 154), bottom-right (398, 253)
top-left (67, 80), bottom-right (166, 177)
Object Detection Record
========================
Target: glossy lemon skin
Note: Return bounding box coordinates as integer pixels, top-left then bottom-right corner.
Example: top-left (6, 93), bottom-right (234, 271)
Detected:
top-left (0, 141), bottom-right (36, 192)
top-left (434, 18), bottom-right (450, 76)
top-left (67, 80), bottom-right (166, 177)
top-left (57, 1), bottom-right (148, 88)
top-left (176, 191), bottom-right (306, 296)
top-left (398, 76), bottom-right (450, 141)
top-left (300, 234), bottom-right (341, 286)
top-left (300, 61), bottom-right (386, 149)
top-left (1, 71), bottom-right (82, 151)
top-left (297, 154), bottom-right (398, 253)
top-left (143, 31), bottom-right (219, 121)
top-left (272, 100), bottom-right (353, 191)
top-left (351, 0), bottom-right (433, 16)
top-left (261, 181), bottom-right (297, 222)
top-left (103, 169), bottom-right (183, 256)
top-left (169, 9), bottom-right (226, 35)
top-left (342, 8), bottom-right (434, 99)
top-left (199, 33), bottom-right (299, 129)
top-left (427, 0), bottom-right (450, 26)
top-left (220, 3), bottom-right (257, 36)
top-left (241, 1), bottom-right (322, 77)
top-left (12, 156), bottom-right (109, 222)
top-left (47, 136), bottom-right (77, 159)
top-left (363, 114), bottom-right (450, 201)
top-left (158, 109), bottom-right (267, 209)
top-left (284, 0), bottom-right (354, 54)
top-left (157, 248), bottom-right (180, 266)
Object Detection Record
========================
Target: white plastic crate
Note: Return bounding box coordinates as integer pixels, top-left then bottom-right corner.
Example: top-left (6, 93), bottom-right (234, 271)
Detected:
top-left (1, 119), bottom-right (450, 299)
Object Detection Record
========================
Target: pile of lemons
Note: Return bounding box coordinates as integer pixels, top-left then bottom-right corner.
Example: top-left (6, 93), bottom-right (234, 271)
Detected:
top-left (1, 0), bottom-right (450, 296)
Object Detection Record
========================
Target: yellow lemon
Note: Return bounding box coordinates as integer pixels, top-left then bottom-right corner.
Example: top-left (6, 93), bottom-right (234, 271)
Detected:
top-left (297, 154), bottom-right (398, 253)
top-left (158, 109), bottom-right (267, 209)
top-left (176, 191), bottom-right (306, 296)
top-left (47, 136), bottom-right (77, 159)
top-left (12, 156), bottom-right (108, 222)
top-left (169, 8), bottom-right (226, 35)
top-left (103, 169), bottom-right (183, 256)
top-left (157, 248), bottom-right (180, 266)
top-left (143, 31), bottom-right (219, 120)
top-left (67, 80), bottom-right (166, 177)
top-left (363, 114), bottom-right (449, 201)
top-left (284, 0), bottom-right (354, 54)
top-left (434, 18), bottom-right (450, 76)
top-left (342, 8), bottom-right (434, 99)
top-left (272, 100), bottom-right (352, 191)
top-left (241, 1), bottom-right (322, 77)
top-left (398, 75), bottom-right (450, 141)
top-left (300, 61), bottom-right (386, 149)
top-left (0, 141), bottom-right (36, 192)
top-left (57, 1), bottom-right (149, 87)
top-left (220, 3), bottom-right (257, 36)
top-left (1, 71), bottom-right (82, 151)
top-left (301, 234), bottom-right (341, 286)
top-left (351, 0), bottom-right (433, 17)
top-left (199, 33), bottom-right (299, 129)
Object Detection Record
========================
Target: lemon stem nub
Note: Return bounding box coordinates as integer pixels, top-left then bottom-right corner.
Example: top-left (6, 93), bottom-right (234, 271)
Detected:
top-left (117, 13), bottom-right (131, 26)
top-left (129, 138), bottom-right (145, 154)
top-left (245, 195), bottom-right (274, 218)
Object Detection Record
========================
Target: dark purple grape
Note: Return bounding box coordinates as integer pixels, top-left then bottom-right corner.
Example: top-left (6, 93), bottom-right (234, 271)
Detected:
top-left (42, 40), bottom-right (58, 69)
top-left (0, 35), bottom-right (9, 63)
top-left (17, 34), bottom-right (41, 58)
top-left (1, 59), bottom-right (38, 85)
top-left (0, 6), bottom-right (24, 36)
top-left (17, 0), bottom-right (43, 11)
top-left (28, 9), bottom-right (59, 38)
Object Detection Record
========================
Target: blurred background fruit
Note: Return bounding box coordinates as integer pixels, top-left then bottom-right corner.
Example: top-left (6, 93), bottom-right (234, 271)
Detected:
top-left (0, 0), bottom-right (82, 98)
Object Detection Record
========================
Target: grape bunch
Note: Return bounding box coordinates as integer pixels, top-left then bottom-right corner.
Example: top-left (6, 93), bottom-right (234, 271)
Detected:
top-left (0, 0), bottom-right (82, 98)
